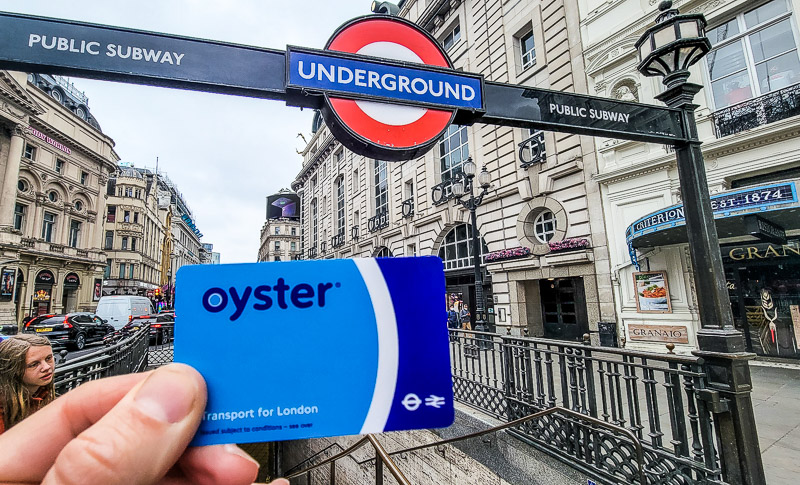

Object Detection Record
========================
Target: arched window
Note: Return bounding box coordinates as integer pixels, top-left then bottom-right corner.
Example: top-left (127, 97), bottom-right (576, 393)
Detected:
top-left (533, 210), bottom-right (556, 243)
top-left (437, 224), bottom-right (488, 271)
top-left (374, 246), bottom-right (393, 258)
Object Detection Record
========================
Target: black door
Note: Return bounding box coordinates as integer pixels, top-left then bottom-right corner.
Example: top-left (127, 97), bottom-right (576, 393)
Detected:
top-left (540, 278), bottom-right (589, 342)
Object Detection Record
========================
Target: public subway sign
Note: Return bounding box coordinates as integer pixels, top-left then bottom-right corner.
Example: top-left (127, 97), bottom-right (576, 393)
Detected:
top-left (0, 11), bottom-right (687, 162)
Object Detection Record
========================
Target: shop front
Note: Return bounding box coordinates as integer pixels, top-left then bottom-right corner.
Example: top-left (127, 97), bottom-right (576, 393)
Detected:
top-left (33, 269), bottom-right (55, 315)
top-left (626, 178), bottom-right (800, 357)
top-left (723, 240), bottom-right (800, 358)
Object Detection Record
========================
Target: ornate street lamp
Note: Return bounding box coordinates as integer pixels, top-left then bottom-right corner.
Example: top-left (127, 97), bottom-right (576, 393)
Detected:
top-left (452, 159), bottom-right (492, 348)
top-left (636, 3), bottom-right (765, 483)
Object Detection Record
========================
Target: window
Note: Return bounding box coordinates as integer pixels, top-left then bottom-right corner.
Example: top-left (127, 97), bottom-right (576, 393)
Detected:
top-left (520, 31), bottom-right (536, 69)
top-left (336, 177), bottom-right (345, 233)
top-left (104, 260), bottom-right (111, 279)
top-left (17, 179), bottom-right (28, 193)
top-left (322, 161), bottom-right (327, 178)
top-left (131, 237), bottom-right (137, 251)
top-left (311, 199), bottom-right (318, 248)
top-left (23, 144), bottom-right (36, 161)
top-left (442, 24), bottom-right (461, 51)
top-left (374, 160), bottom-right (388, 216)
top-left (105, 231), bottom-right (113, 250)
top-left (135, 189), bottom-right (142, 198)
top-left (275, 227), bottom-right (280, 235)
top-left (129, 264), bottom-right (135, 279)
top-left (291, 227), bottom-right (296, 236)
top-left (47, 191), bottom-right (58, 203)
top-left (125, 187), bottom-right (133, 197)
top-left (275, 241), bottom-right (281, 251)
top-left (74, 200), bottom-right (83, 212)
top-left (133, 212), bottom-right (139, 224)
top-left (41, 212), bottom-right (56, 242)
top-left (334, 150), bottom-right (343, 165)
top-left (107, 206), bottom-right (116, 222)
top-left (119, 263), bottom-right (126, 279)
top-left (533, 210), bottom-right (556, 243)
top-left (706, 0), bottom-right (800, 108)
top-left (55, 159), bottom-right (65, 174)
top-left (124, 211), bottom-right (130, 223)
top-left (69, 220), bottom-right (81, 248)
top-left (439, 124), bottom-right (470, 183)
top-left (437, 223), bottom-right (487, 270)
top-left (122, 237), bottom-right (128, 250)
top-left (80, 171), bottom-right (88, 185)
top-left (275, 256), bottom-right (282, 261)
top-left (14, 204), bottom-right (25, 231)
top-left (291, 242), bottom-right (297, 251)
top-left (353, 168), bottom-right (360, 191)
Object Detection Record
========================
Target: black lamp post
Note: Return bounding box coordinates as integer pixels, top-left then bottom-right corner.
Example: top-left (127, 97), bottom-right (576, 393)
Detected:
top-left (636, 3), bottom-right (765, 483)
top-left (451, 158), bottom-right (492, 346)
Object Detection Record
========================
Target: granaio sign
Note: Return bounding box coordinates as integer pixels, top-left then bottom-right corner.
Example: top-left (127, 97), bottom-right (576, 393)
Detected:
top-left (0, 12), bottom-right (687, 161)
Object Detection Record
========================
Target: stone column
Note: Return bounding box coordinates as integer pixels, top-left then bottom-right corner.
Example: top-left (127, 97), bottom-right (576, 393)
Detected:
top-left (0, 125), bottom-right (25, 228)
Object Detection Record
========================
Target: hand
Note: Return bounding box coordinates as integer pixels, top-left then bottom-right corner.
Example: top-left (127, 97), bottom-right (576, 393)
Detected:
top-left (0, 363), bottom-right (288, 485)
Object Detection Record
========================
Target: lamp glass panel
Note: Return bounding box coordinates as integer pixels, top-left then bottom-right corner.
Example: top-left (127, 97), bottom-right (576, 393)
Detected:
top-left (451, 181), bottom-right (465, 196)
top-left (639, 36), bottom-right (653, 59)
top-left (462, 159), bottom-right (476, 176)
top-left (654, 24), bottom-right (678, 48)
top-left (478, 170), bottom-right (491, 187)
top-left (679, 20), bottom-right (700, 38)
top-left (657, 50), bottom-right (677, 74)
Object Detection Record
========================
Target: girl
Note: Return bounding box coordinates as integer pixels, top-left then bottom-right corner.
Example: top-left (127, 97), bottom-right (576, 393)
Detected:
top-left (0, 334), bottom-right (55, 434)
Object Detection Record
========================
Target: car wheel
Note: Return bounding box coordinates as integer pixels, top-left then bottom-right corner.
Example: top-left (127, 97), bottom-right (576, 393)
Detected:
top-left (72, 333), bottom-right (86, 351)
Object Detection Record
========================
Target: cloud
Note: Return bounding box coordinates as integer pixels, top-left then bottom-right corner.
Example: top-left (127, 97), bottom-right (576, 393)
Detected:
top-left (5, 0), bottom-right (369, 262)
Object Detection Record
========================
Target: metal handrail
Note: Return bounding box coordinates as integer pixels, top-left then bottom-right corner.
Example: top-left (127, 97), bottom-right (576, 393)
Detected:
top-left (283, 406), bottom-right (646, 484)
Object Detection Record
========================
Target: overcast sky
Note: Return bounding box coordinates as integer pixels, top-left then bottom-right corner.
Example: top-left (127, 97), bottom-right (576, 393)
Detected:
top-left (4, 0), bottom-right (371, 263)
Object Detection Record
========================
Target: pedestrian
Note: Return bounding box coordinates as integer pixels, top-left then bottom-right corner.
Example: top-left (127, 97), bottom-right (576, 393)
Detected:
top-left (447, 306), bottom-right (460, 341)
top-left (460, 306), bottom-right (471, 331)
top-left (0, 334), bottom-right (55, 434)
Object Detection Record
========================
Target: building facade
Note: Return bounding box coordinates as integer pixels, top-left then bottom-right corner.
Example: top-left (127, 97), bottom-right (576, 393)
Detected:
top-left (258, 219), bottom-right (302, 262)
top-left (0, 71), bottom-right (117, 324)
top-left (101, 167), bottom-right (169, 297)
top-left (581, 0), bottom-right (800, 356)
top-left (291, 0), bottom-right (616, 340)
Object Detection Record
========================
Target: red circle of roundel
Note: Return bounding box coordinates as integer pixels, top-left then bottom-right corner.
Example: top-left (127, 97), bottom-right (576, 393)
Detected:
top-left (325, 18), bottom-right (454, 150)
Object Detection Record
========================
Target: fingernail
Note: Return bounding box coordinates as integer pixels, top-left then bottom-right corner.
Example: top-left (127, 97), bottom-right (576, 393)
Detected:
top-left (224, 444), bottom-right (261, 468)
top-left (134, 368), bottom-right (196, 423)
top-left (269, 479), bottom-right (289, 485)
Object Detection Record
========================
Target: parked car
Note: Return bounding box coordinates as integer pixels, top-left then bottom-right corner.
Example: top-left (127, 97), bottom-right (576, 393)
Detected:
top-left (120, 312), bottom-right (174, 344)
top-left (0, 323), bottom-right (18, 336)
top-left (95, 296), bottom-right (153, 330)
top-left (24, 313), bottom-right (114, 350)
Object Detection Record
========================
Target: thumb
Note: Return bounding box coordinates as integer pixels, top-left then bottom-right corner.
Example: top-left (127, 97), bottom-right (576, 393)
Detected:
top-left (43, 363), bottom-right (206, 485)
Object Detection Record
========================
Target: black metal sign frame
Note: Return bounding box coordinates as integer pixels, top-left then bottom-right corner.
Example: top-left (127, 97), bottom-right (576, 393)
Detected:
top-left (0, 11), bottom-right (688, 156)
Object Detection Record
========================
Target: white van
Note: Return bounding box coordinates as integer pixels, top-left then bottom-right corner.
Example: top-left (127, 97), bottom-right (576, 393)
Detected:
top-left (95, 296), bottom-right (153, 330)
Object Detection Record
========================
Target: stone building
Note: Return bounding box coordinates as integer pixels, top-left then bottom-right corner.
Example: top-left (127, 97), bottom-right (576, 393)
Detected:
top-left (160, 174), bottom-right (202, 287)
top-left (101, 167), bottom-right (169, 297)
top-left (291, 0), bottom-right (615, 340)
top-left (581, 0), bottom-right (800, 356)
top-left (0, 71), bottom-right (117, 324)
top-left (258, 189), bottom-right (302, 262)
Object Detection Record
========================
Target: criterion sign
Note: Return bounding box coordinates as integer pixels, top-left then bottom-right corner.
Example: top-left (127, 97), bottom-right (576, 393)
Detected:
top-left (174, 257), bottom-right (454, 445)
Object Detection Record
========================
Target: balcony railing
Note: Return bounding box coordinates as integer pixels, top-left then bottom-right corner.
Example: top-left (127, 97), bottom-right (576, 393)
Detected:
top-left (320, 241), bottom-right (327, 254)
top-left (367, 210), bottom-right (389, 233)
top-left (307, 247), bottom-right (317, 259)
top-left (401, 197), bottom-right (414, 218)
top-left (712, 83), bottom-right (800, 138)
top-left (448, 330), bottom-right (726, 484)
top-left (519, 130), bottom-right (547, 167)
top-left (431, 177), bottom-right (471, 206)
top-left (351, 225), bottom-right (359, 241)
top-left (330, 232), bottom-right (345, 248)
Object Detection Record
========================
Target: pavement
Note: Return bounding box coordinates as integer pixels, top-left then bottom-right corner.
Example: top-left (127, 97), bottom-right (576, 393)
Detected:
top-left (750, 361), bottom-right (800, 485)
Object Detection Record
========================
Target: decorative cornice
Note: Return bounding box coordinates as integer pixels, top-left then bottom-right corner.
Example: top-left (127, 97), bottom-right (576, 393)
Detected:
top-left (594, 155), bottom-right (676, 184)
top-left (0, 71), bottom-right (45, 115)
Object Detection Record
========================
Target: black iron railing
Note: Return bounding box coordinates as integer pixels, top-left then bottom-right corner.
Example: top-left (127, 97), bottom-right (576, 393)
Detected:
top-left (367, 210), bottom-right (389, 233)
top-left (320, 241), bottom-right (327, 254)
top-left (519, 130), bottom-right (547, 167)
top-left (331, 232), bottom-right (345, 248)
top-left (712, 83), bottom-right (800, 138)
top-left (307, 247), bottom-right (317, 259)
top-left (351, 225), bottom-right (359, 241)
top-left (54, 326), bottom-right (149, 395)
top-left (431, 178), bottom-right (469, 206)
top-left (449, 329), bottom-right (725, 484)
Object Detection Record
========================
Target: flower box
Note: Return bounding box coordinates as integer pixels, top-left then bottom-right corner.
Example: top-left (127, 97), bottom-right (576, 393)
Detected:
top-left (485, 246), bottom-right (531, 262)
top-left (548, 238), bottom-right (590, 252)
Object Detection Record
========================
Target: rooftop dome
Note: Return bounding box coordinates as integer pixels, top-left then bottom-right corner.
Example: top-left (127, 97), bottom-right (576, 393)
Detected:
top-left (119, 167), bottom-right (143, 179)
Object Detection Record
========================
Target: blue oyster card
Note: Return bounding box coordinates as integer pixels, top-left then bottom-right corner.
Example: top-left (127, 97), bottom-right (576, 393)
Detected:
top-left (174, 256), bottom-right (454, 446)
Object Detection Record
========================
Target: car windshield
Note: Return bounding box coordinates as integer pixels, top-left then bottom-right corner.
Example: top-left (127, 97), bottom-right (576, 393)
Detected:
top-left (96, 301), bottom-right (128, 314)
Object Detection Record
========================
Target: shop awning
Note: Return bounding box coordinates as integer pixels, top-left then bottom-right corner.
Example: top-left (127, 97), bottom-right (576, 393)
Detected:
top-left (626, 179), bottom-right (800, 266)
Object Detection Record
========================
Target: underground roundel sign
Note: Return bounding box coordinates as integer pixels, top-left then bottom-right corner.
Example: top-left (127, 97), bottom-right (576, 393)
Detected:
top-left (287, 16), bottom-right (484, 161)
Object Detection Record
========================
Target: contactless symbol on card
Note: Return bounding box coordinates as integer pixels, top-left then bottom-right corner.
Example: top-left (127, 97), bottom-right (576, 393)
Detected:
top-left (174, 256), bottom-right (453, 445)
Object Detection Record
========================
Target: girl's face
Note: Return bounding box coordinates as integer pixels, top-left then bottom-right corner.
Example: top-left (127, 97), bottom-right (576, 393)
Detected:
top-left (22, 345), bottom-right (55, 392)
